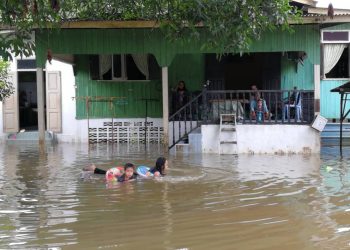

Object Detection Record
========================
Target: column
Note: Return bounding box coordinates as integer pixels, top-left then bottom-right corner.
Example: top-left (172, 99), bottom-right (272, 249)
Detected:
top-left (37, 67), bottom-right (45, 144)
top-left (314, 64), bottom-right (321, 115)
top-left (162, 66), bottom-right (169, 149)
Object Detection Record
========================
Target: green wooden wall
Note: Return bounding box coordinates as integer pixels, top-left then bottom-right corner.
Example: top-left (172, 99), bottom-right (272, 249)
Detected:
top-left (169, 54), bottom-right (205, 91)
top-left (75, 54), bottom-right (205, 119)
top-left (280, 56), bottom-right (314, 90)
top-left (321, 23), bottom-right (350, 30)
top-left (35, 25), bottom-right (320, 67)
top-left (320, 79), bottom-right (350, 119)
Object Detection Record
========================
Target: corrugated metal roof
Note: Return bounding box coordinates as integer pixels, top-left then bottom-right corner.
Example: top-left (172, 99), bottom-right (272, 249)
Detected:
top-left (302, 13), bottom-right (350, 17)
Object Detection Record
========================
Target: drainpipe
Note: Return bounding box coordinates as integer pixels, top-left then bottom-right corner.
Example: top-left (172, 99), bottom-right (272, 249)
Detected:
top-left (162, 67), bottom-right (169, 149)
top-left (314, 64), bottom-right (321, 115)
top-left (37, 67), bottom-right (45, 145)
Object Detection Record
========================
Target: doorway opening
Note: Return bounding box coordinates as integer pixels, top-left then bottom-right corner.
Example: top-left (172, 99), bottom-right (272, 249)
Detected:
top-left (18, 71), bottom-right (38, 131)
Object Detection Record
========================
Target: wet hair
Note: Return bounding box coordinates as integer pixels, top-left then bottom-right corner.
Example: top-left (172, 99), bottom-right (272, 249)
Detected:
top-left (124, 163), bottom-right (135, 171)
top-left (152, 157), bottom-right (167, 175)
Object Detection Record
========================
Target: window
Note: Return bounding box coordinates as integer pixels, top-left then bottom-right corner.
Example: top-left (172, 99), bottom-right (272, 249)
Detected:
top-left (17, 59), bottom-right (36, 70)
top-left (322, 30), bottom-right (350, 79)
top-left (326, 47), bottom-right (349, 78)
top-left (90, 54), bottom-right (160, 81)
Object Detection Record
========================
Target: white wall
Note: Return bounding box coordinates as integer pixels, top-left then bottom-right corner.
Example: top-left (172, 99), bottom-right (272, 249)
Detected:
top-left (0, 56), bottom-right (35, 141)
top-left (201, 125), bottom-right (321, 154)
top-left (46, 60), bottom-right (77, 143)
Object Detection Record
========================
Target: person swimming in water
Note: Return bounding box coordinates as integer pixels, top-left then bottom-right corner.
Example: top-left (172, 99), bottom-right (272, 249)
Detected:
top-left (117, 163), bottom-right (138, 182)
top-left (146, 157), bottom-right (169, 177)
top-left (83, 157), bottom-right (169, 178)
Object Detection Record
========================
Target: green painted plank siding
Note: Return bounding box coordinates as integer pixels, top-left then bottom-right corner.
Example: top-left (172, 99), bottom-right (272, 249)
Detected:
top-left (75, 55), bottom-right (163, 119)
top-left (281, 56), bottom-right (314, 90)
top-left (322, 23), bottom-right (350, 30)
top-left (75, 54), bottom-right (205, 119)
top-left (169, 54), bottom-right (205, 91)
top-left (35, 25), bottom-right (320, 67)
top-left (320, 79), bottom-right (350, 119)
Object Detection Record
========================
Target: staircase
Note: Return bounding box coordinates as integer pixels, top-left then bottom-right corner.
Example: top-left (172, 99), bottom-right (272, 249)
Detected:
top-left (169, 91), bottom-right (204, 149)
top-left (219, 114), bottom-right (238, 154)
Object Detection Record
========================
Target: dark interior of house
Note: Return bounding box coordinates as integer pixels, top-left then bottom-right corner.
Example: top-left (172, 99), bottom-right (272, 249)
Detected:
top-left (18, 71), bottom-right (38, 131)
top-left (205, 53), bottom-right (281, 90)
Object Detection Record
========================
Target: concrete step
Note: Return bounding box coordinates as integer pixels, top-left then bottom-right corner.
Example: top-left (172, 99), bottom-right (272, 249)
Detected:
top-left (7, 131), bottom-right (55, 142)
top-left (321, 123), bottom-right (350, 138)
top-left (175, 143), bottom-right (189, 153)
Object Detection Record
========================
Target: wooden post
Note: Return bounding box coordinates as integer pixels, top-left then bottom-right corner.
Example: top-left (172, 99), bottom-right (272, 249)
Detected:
top-left (314, 64), bottom-right (321, 114)
top-left (162, 67), bottom-right (169, 149)
top-left (340, 92), bottom-right (344, 154)
top-left (37, 67), bottom-right (45, 145)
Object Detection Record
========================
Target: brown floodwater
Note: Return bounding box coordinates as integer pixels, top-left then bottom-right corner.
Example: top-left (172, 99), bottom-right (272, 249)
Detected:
top-left (0, 143), bottom-right (349, 249)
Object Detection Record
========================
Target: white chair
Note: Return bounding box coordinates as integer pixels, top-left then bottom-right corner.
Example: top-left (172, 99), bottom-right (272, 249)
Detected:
top-left (283, 92), bottom-right (302, 121)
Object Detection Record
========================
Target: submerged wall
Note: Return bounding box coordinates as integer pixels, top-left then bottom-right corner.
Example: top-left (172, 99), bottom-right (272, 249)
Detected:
top-left (201, 125), bottom-right (320, 154)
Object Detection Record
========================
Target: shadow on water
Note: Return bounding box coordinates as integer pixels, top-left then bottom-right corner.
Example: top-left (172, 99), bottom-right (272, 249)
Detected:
top-left (0, 143), bottom-right (349, 249)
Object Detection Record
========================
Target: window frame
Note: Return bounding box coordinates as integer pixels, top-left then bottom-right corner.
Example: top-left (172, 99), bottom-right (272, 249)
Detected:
top-left (111, 54), bottom-right (127, 81)
top-left (321, 30), bottom-right (350, 79)
top-left (321, 30), bottom-right (350, 44)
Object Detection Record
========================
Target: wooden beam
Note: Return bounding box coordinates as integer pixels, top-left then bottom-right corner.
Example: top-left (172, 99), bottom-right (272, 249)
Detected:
top-left (60, 20), bottom-right (159, 29)
top-left (290, 15), bottom-right (350, 24)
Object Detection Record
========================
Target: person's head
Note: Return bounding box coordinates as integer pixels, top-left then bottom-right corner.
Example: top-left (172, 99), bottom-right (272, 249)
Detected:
top-left (251, 84), bottom-right (258, 91)
top-left (124, 163), bottom-right (135, 178)
top-left (154, 157), bottom-right (168, 175)
top-left (177, 81), bottom-right (186, 90)
top-left (257, 98), bottom-right (263, 108)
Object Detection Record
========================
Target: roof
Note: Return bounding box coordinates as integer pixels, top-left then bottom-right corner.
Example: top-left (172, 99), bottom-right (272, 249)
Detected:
top-left (330, 81), bottom-right (350, 93)
top-left (291, 0), bottom-right (317, 7)
top-left (305, 7), bottom-right (350, 15)
top-left (294, 7), bottom-right (350, 24)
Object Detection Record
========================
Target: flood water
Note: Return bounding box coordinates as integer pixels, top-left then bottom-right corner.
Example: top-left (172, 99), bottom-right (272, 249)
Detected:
top-left (0, 142), bottom-right (349, 250)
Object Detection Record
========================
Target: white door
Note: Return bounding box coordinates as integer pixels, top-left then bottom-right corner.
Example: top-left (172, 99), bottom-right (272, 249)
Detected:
top-left (46, 71), bottom-right (62, 132)
top-left (2, 72), bottom-right (19, 133)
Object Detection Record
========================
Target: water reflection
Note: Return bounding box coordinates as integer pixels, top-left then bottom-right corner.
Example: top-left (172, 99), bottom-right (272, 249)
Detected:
top-left (0, 144), bottom-right (349, 249)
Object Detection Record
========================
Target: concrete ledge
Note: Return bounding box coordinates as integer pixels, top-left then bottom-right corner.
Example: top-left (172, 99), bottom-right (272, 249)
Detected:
top-left (6, 131), bottom-right (55, 143)
top-left (201, 124), bottom-right (320, 154)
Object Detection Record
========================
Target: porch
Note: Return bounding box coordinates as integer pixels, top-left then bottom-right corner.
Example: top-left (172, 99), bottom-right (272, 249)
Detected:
top-left (170, 88), bottom-right (319, 154)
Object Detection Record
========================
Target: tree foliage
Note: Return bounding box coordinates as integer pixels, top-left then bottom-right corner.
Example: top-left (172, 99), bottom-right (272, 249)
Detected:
top-left (0, 60), bottom-right (14, 101)
top-left (0, 0), bottom-right (299, 60)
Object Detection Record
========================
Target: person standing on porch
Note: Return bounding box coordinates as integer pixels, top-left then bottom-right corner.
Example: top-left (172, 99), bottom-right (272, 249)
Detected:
top-left (171, 80), bottom-right (189, 114)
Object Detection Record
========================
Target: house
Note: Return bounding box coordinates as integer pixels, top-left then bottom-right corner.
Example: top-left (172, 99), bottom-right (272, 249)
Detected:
top-left (0, 1), bottom-right (347, 153)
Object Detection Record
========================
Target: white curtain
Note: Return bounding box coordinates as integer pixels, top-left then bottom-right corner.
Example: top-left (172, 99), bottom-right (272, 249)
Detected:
top-left (99, 55), bottom-right (112, 78)
top-left (131, 54), bottom-right (149, 79)
top-left (323, 44), bottom-right (347, 75)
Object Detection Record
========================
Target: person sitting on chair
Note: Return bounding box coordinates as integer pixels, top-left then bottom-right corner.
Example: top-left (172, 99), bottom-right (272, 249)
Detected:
top-left (283, 86), bottom-right (301, 121)
top-left (254, 98), bottom-right (266, 123)
top-left (250, 84), bottom-right (269, 120)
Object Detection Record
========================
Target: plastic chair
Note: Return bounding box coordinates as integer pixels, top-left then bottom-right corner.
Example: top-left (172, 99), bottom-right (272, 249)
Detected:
top-left (283, 92), bottom-right (302, 121)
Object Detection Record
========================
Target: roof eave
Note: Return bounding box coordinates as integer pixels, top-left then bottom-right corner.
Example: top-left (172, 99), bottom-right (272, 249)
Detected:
top-left (290, 15), bottom-right (350, 24)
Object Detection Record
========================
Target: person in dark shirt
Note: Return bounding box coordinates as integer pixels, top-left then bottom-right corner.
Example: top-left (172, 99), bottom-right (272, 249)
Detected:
top-left (146, 157), bottom-right (168, 177)
top-left (171, 80), bottom-right (189, 114)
